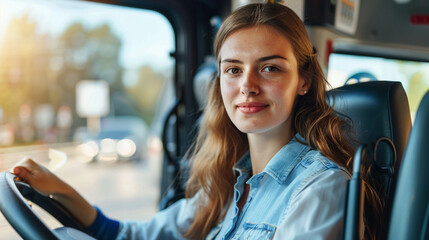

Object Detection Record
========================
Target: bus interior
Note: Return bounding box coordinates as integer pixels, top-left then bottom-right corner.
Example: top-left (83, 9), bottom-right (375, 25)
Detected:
top-left (0, 0), bottom-right (428, 239)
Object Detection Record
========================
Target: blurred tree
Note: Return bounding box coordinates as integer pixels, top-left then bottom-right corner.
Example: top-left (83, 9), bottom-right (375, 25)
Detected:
top-left (0, 15), bottom-right (36, 118)
top-left (398, 61), bottom-right (429, 119)
top-left (408, 71), bottom-right (428, 116)
top-left (125, 65), bottom-right (167, 125)
top-left (0, 14), bottom-right (53, 143)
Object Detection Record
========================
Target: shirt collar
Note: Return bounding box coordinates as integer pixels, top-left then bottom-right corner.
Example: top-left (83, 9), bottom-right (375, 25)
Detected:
top-left (233, 134), bottom-right (311, 184)
top-left (233, 152), bottom-right (252, 175)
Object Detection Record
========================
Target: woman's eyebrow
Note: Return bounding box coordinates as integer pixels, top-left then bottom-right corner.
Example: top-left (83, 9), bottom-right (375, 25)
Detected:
top-left (220, 58), bottom-right (242, 64)
top-left (220, 55), bottom-right (288, 64)
top-left (258, 55), bottom-right (288, 62)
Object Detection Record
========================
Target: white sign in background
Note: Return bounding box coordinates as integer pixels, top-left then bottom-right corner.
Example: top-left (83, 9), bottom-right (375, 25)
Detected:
top-left (76, 80), bottom-right (110, 118)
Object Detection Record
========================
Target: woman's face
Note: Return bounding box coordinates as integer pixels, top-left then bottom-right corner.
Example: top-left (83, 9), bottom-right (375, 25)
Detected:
top-left (219, 25), bottom-right (307, 136)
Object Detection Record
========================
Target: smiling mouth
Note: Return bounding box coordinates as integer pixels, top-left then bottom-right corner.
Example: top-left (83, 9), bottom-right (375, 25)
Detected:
top-left (237, 102), bottom-right (269, 113)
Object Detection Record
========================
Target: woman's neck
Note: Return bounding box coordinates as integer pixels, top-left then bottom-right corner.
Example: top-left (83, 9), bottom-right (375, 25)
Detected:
top-left (247, 129), bottom-right (294, 175)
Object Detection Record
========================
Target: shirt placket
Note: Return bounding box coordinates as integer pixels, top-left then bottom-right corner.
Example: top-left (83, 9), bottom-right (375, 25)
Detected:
top-left (226, 174), bottom-right (262, 240)
top-left (220, 169), bottom-right (250, 239)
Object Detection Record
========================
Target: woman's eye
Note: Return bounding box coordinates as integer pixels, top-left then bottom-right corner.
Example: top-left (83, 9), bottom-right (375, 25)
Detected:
top-left (262, 66), bottom-right (279, 72)
top-left (226, 68), bottom-right (240, 74)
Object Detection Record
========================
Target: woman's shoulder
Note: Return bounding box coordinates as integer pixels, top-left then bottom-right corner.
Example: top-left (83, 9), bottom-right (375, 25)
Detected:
top-left (286, 149), bottom-right (351, 206)
top-left (291, 132), bottom-right (349, 172)
top-left (295, 147), bottom-right (351, 180)
top-left (301, 149), bottom-right (338, 168)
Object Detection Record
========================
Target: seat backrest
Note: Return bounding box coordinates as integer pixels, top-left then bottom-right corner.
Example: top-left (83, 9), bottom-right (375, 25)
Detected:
top-left (327, 81), bottom-right (412, 239)
top-left (388, 91), bottom-right (429, 240)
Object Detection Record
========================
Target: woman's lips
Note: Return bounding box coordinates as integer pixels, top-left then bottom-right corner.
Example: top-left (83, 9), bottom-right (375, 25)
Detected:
top-left (236, 102), bottom-right (269, 113)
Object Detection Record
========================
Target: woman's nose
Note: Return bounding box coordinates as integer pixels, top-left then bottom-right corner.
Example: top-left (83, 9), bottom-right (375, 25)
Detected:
top-left (240, 72), bottom-right (260, 96)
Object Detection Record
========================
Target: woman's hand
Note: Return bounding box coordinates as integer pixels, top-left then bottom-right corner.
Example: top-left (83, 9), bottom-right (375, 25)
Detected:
top-left (12, 157), bottom-right (97, 227)
top-left (12, 157), bottom-right (71, 197)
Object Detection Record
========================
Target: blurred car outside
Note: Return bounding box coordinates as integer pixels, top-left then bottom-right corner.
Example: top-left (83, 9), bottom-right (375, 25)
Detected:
top-left (74, 115), bottom-right (148, 163)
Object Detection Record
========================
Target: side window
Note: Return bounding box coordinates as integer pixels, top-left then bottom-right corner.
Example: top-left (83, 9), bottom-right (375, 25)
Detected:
top-left (327, 53), bottom-right (429, 120)
top-left (0, 0), bottom-right (175, 236)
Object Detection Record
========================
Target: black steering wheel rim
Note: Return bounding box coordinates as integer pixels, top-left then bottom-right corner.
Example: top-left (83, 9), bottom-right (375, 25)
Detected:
top-left (0, 172), bottom-right (90, 239)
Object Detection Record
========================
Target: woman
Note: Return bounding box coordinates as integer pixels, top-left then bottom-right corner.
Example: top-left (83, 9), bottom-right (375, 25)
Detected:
top-left (13, 3), bottom-right (361, 239)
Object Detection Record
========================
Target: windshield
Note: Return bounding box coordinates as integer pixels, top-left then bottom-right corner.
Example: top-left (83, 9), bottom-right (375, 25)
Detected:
top-left (0, 0), bottom-right (175, 238)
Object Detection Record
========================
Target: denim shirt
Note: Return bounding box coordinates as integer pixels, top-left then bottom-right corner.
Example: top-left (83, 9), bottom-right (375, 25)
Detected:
top-left (115, 135), bottom-right (350, 240)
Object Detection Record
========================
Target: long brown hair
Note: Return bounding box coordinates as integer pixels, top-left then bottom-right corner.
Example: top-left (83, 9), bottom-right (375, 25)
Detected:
top-left (185, 3), bottom-right (375, 239)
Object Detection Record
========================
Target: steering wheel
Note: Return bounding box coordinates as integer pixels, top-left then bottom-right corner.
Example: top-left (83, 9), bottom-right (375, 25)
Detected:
top-left (0, 172), bottom-right (95, 240)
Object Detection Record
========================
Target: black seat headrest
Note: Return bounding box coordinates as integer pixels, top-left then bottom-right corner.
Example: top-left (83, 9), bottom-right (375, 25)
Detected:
top-left (327, 81), bottom-right (411, 163)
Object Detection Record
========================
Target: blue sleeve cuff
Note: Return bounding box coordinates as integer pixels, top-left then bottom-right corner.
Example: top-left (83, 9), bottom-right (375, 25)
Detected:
top-left (87, 207), bottom-right (120, 240)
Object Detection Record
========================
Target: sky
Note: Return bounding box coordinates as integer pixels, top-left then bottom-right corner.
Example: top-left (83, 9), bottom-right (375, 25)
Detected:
top-left (0, 0), bottom-right (175, 70)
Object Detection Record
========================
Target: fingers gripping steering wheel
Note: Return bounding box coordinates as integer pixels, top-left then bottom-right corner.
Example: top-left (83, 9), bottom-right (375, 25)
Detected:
top-left (0, 172), bottom-right (95, 240)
